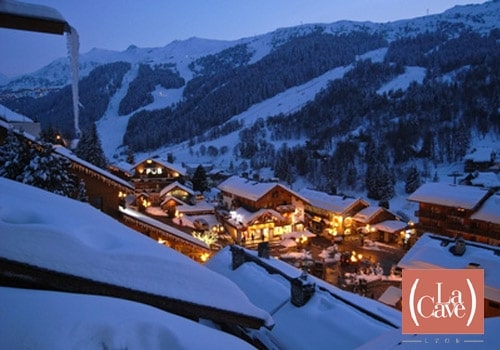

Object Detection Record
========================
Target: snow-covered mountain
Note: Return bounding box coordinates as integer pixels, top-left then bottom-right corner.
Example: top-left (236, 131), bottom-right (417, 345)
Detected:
top-left (2, 1), bottom-right (497, 92)
top-left (1, 0), bottom-right (499, 199)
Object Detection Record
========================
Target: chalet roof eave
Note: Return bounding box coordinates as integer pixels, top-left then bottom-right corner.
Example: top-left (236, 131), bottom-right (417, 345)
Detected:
top-left (0, 0), bottom-right (68, 35)
top-left (0, 257), bottom-right (271, 330)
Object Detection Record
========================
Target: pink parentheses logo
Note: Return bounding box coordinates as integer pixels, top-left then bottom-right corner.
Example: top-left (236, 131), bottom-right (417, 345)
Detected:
top-left (402, 269), bottom-right (484, 334)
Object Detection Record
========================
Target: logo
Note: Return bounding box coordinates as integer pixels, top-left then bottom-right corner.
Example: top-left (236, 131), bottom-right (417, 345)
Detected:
top-left (402, 269), bottom-right (484, 334)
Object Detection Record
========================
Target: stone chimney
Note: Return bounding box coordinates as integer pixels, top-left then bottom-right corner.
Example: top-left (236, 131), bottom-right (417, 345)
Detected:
top-left (291, 271), bottom-right (315, 307)
top-left (231, 245), bottom-right (246, 270)
top-left (449, 236), bottom-right (466, 256)
top-left (258, 241), bottom-right (270, 259)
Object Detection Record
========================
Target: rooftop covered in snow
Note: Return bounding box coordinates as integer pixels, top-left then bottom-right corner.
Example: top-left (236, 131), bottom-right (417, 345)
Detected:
top-left (206, 246), bottom-right (401, 349)
top-left (408, 182), bottom-right (491, 210)
top-left (398, 233), bottom-right (500, 304)
top-left (298, 187), bottom-right (367, 214)
top-left (0, 177), bottom-right (272, 329)
top-left (218, 175), bottom-right (309, 203)
top-left (470, 193), bottom-right (500, 225)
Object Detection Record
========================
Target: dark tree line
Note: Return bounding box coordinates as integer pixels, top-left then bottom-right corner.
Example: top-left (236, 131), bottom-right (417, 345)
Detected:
top-left (237, 28), bottom-right (499, 200)
top-left (123, 31), bottom-right (388, 151)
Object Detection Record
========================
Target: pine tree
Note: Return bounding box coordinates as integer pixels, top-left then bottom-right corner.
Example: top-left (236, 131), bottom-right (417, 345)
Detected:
top-left (21, 142), bottom-right (77, 197)
top-left (0, 129), bottom-right (31, 180)
top-left (405, 165), bottom-right (421, 194)
top-left (74, 123), bottom-right (107, 169)
top-left (192, 165), bottom-right (208, 193)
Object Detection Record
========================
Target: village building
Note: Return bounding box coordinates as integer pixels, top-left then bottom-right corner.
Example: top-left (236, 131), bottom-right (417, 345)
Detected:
top-left (408, 182), bottom-right (499, 245)
top-left (464, 147), bottom-right (498, 173)
top-left (130, 157), bottom-right (187, 205)
top-left (159, 181), bottom-right (198, 216)
top-left (55, 146), bottom-right (134, 217)
top-left (461, 171), bottom-right (500, 189)
top-left (157, 181), bottom-right (221, 238)
top-left (1, 117), bottom-right (134, 218)
top-left (298, 188), bottom-right (369, 238)
top-left (470, 192), bottom-right (500, 244)
top-left (352, 206), bottom-right (411, 244)
top-left (397, 233), bottom-right (500, 318)
top-left (217, 176), bottom-right (309, 244)
top-left (224, 206), bottom-right (291, 244)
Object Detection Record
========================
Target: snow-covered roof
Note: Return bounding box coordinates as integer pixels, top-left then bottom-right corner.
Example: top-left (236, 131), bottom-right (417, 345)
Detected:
top-left (108, 161), bottom-right (134, 175)
top-left (353, 206), bottom-right (384, 223)
top-left (407, 182), bottom-right (491, 210)
top-left (465, 147), bottom-right (496, 163)
top-left (0, 103), bottom-right (34, 122)
top-left (119, 206), bottom-right (209, 249)
top-left (55, 145), bottom-right (133, 190)
top-left (160, 194), bottom-right (185, 206)
top-left (218, 175), bottom-right (308, 203)
top-left (372, 220), bottom-right (407, 234)
top-left (299, 188), bottom-right (366, 214)
top-left (159, 181), bottom-right (195, 198)
top-left (176, 200), bottom-right (215, 214)
top-left (0, 177), bottom-right (272, 327)
top-left (206, 247), bottom-right (401, 349)
top-left (177, 214), bottom-right (220, 230)
top-left (471, 192), bottom-right (500, 225)
top-left (377, 286), bottom-right (402, 307)
top-left (0, 287), bottom-right (254, 350)
top-left (132, 157), bottom-right (187, 176)
top-left (0, 0), bottom-right (66, 24)
top-left (469, 172), bottom-right (500, 188)
top-left (398, 233), bottom-right (500, 303)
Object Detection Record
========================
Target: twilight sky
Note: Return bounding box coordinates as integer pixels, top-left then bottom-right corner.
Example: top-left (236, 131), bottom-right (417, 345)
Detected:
top-left (0, 0), bottom-right (487, 77)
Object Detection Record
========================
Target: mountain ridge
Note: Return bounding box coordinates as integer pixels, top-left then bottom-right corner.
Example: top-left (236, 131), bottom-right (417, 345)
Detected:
top-left (1, 1), bottom-right (499, 201)
top-left (1, 1), bottom-right (498, 92)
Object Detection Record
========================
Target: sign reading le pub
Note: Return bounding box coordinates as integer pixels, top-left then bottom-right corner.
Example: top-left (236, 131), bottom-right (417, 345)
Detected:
top-left (402, 269), bottom-right (484, 334)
